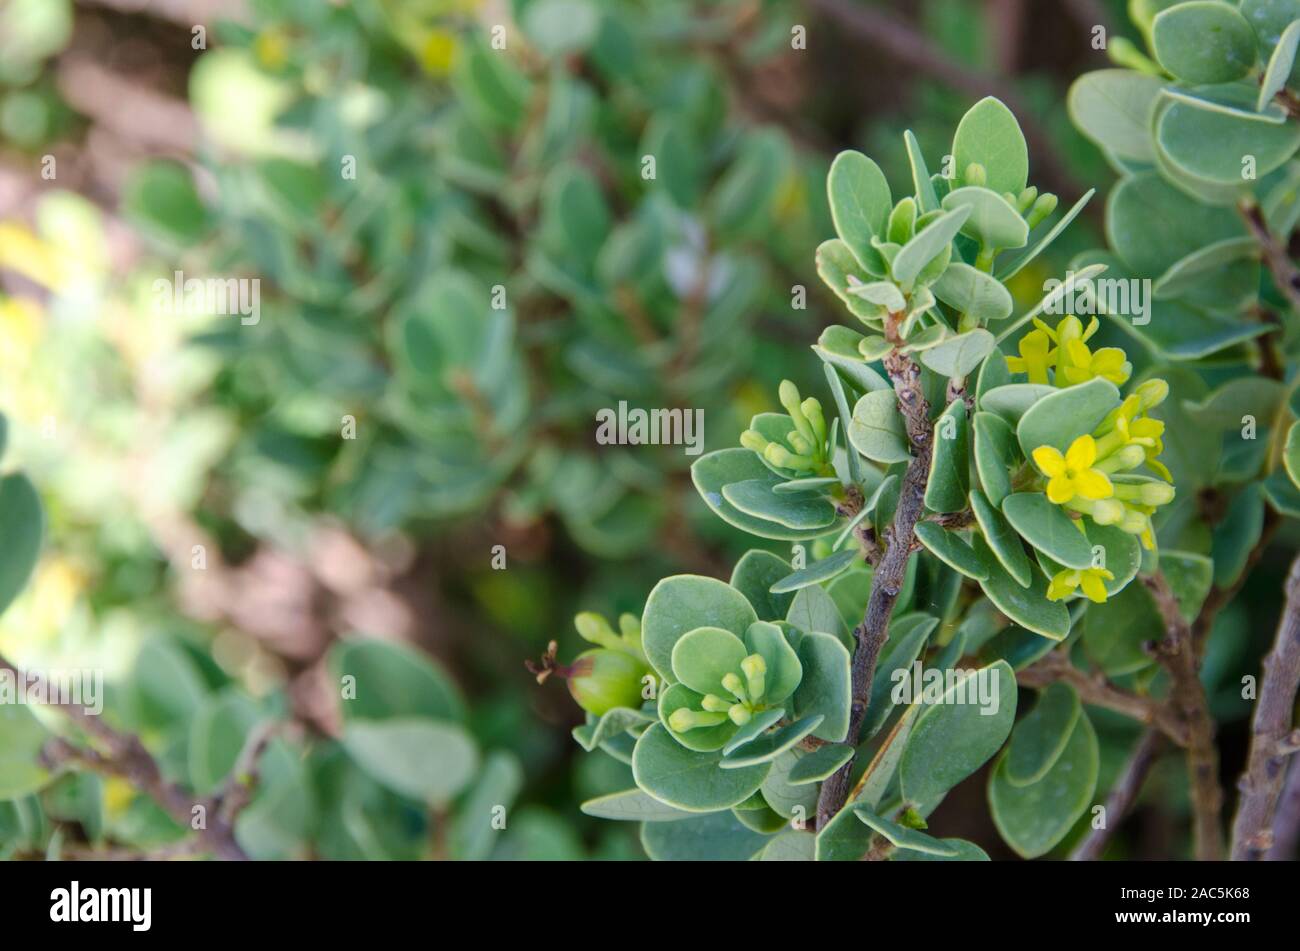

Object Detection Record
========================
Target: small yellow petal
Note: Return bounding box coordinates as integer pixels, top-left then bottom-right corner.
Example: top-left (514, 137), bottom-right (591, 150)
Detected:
top-left (1033, 446), bottom-right (1068, 477)
top-left (1047, 475), bottom-right (1076, 504)
top-left (1066, 435), bottom-right (1097, 470)
top-left (1047, 570), bottom-right (1079, 601)
top-left (1080, 572), bottom-right (1108, 602)
top-left (1073, 468), bottom-right (1114, 500)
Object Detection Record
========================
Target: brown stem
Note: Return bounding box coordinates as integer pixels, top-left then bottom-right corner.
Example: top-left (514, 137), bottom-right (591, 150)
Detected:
top-left (1070, 728), bottom-right (1164, 861)
top-left (0, 653), bottom-right (249, 860)
top-left (1266, 755), bottom-right (1300, 860)
top-left (815, 349), bottom-right (933, 831)
top-left (1018, 650), bottom-right (1189, 745)
top-left (1230, 553), bottom-right (1300, 860)
top-left (1145, 573), bottom-right (1224, 860)
top-left (1240, 200), bottom-right (1300, 318)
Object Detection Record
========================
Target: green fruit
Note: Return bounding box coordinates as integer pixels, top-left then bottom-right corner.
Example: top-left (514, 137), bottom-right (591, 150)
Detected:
top-left (567, 649), bottom-right (648, 715)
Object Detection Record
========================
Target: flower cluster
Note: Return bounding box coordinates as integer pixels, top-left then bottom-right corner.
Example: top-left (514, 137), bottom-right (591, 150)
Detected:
top-left (1007, 316), bottom-right (1132, 387)
top-left (740, 380), bottom-right (833, 476)
top-left (668, 652), bottom-right (769, 732)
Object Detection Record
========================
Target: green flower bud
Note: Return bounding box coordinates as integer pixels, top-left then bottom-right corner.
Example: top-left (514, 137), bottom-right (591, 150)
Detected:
top-left (574, 612), bottom-right (621, 650)
top-left (964, 162), bottom-right (987, 187)
top-left (779, 380), bottom-right (818, 446)
top-left (700, 694), bottom-right (732, 713)
top-left (802, 397), bottom-right (827, 445)
top-left (1095, 444), bottom-right (1146, 474)
top-left (1016, 186), bottom-right (1038, 214)
top-left (765, 444), bottom-right (816, 471)
top-left (1135, 378), bottom-right (1169, 411)
top-left (788, 430), bottom-right (814, 456)
top-left (1138, 481), bottom-right (1175, 506)
top-left (722, 672), bottom-right (748, 703)
top-left (741, 653), bottom-right (766, 701)
top-left (740, 429), bottom-right (769, 453)
top-left (728, 704), bottom-right (752, 726)
top-left (669, 707), bottom-right (728, 732)
top-left (1026, 192), bottom-right (1058, 229)
top-left (568, 649), bottom-right (648, 716)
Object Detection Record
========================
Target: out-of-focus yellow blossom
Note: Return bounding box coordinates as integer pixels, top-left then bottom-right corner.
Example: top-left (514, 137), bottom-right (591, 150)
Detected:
top-left (1047, 566), bottom-right (1115, 603)
top-left (1032, 435), bottom-right (1113, 504)
top-left (419, 29), bottom-right (458, 74)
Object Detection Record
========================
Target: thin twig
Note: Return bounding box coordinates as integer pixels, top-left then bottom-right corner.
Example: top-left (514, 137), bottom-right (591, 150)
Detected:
top-left (816, 346), bottom-right (933, 831)
top-left (1070, 728), bottom-right (1164, 861)
top-left (1018, 650), bottom-right (1188, 745)
top-left (0, 652), bottom-right (249, 860)
top-left (1240, 200), bottom-right (1300, 318)
top-left (1230, 553), bottom-right (1300, 860)
top-left (1145, 573), bottom-right (1224, 860)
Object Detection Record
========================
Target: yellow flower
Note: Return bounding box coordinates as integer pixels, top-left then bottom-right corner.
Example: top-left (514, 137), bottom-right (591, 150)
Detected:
top-left (1032, 435), bottom-right (1114, 504)
top-left (1006, 328), bottom-right (1056, 385)
top-left (1047, 566), bottom-right (1115, 603)
top-left (1058, 339), bottom-right (1132, 386)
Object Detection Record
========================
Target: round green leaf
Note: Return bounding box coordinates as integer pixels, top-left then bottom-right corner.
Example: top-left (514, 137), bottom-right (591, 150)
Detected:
top-left (924, 399), bottom-right (971, 513)
top-left (891, 205), bottom-right (970, 287)
top-left (973, 410), bottom-right (1018, 506)
top-left (658, 683), bottom-right (739, 752)
top-left (1152, 1), bottom-right (1257, 84)
top-left (721, 714), bottom-right (824, 769)
top-left (787, 743), bottom-right (854, 784)
top-left (942, 186), bottom-right (1029, 251)
top-left (580, 788), bottom-right (692, 822)
top-left (632, 722), bottom-right (771, 812)
top-left (640, 809), bottom-right (772, 860)
top-left (329, 638), bottom-right (465, 723)
top-left (1016, 376), bottom-right (1121, 457)
top-left (972, 534), bottom-right (1070, 640)
top-left (730, 550), bottom-right (796, 621)
top-left (932, 266), bottom-right (1014, 324)
top-left (0, 473), bottom-right (43, 617)
top-left (899, 660), bottom-right (1018, 805)
top-left (1001, 492), bottom-right (1095, 569)
top-left (971, 488), bottom-right (1033, 586)
top-left (915, 523), bottom-right (990, 581)
top-left (721, 480), bottom-right (837, 531)
top-left (952, 97), bottom-right (1029, 198)
top-left (792, 630), bottom-right (852, 741)
top-left (1156, 90), bottom-right (1300, 185)
top-left (849, 390), bottom-right (910, 464)
top-left (1068, 69), bottom-right (1167, 163)
top-left (342, 717), bottom-right (479, 805)
top-left (827, 150), bottom-right (892, 271)
top-left (1004, 683), bottom-right (1082, 786)
top-left (1081, 580), bottom-right (1163, 675)
top-left (0, 703), bottom-right (50, 799)
top-left (643, 574), bottom-right (757, 683)
top-left (1106, 169), bottom-right (1245, 276)
top-left (989, 711), bottom-right (1099, 858)
top-left (744, 620), bottom-right (804, 705)
top-left (978, 383), bottom-right (1057, 423)
top-left (693, 449), bottom-right (841, 541)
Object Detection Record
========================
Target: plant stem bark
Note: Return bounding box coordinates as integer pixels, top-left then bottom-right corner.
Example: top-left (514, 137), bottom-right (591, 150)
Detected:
top-left (1230, 553), bottom-right (1300, 860)
top-left (815, 350), bottom-right (932, 830)
top-left (1145, 573), bottom-right (1224, 860)
top-left (1240, 201), bottom-right (1300, 318)
top-left (1070, 728), bottom-right (1163, 861)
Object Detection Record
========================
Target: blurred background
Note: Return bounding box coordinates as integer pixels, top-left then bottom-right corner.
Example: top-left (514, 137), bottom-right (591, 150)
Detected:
top-left (0, 0), bottom-right (1285, 859)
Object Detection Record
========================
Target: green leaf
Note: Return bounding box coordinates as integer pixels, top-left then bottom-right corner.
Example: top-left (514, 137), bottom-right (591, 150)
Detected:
top-left (988, 710), bottom-right (1099, 858)
top-left (817, 240), bottom-right (886, 322)
top-left (0, 703), bottom-right (50, 799)
top-left (787, 585), bottom-right (851, 648)
top-left (849, 390), bottom-right (910, 464)
top-left (1068, 70), bottom-right (1166, 163)
top-left (1082, 580), bottom-right (1162, 675)
top-left (854, 808), bottom-right (959, 857)
top-left (1016, 377), bottom-right (1121, 457)
top-left (722, 715), bottom-right (825, 768)
top-left (1260, 19), bottom-right (1300, 110)
top-left (580, 787), bottom-right (692, 822)
top-left (942, 187), bottom-right (1029, 251)
top-left (760, 748), bottom-right (820, 819)
top-left (1183, 377), bottom-right (1285, 429)
top-left (450, 752), bottom-right (524, 859)
top-left (722, 708), bottom-right (787, 755)
top-left (979, 383), bottom-right (1058, 423)
top-left (122, 160), bottom-right (213, 247)
top-left (670, 626), bottom-right (749, 698)
top-left (632, 722), bottom-right (771, 812)
top-left (1159, 550), bottom-right (1215, 620)
top-left (1212, 482), bottom-right (1265, 587)
top-left (1286, 421), bottom-right (1300, 489)
top-left (757, 829), bottom-right (816, 860)
top-left (1001, 492), bottom-right (1095, 569)
top-left (711, 129), bottom-right (790, 239)
top-left (0, 473), bottom-right (43, 617)
top-left (787, 743), bottom-right (854, 784)
top-left (792, 630), bottom-right (852, 741)
top-left (731, 550), bottom-right (797, 621)
top-left (891, 837), bottom-right (990, 861)
top-left (997, 188), bottom-right (1097, 281)
top-left (642, 573), bottom-right (757, 684)
top-left (640, 810), bottom-right (772, 860)
top-left (1156, 89), bottom-right (1300, 185)
top-left (862, 613), bottom-right (940, 737)
top-left (329, 638), bottom-right (465, 723)
top-left (745, 621), bottom-right (804, 705)
top-left (973, 410), bottom-right (1019, 507)
top-left (1153, 236), bottom-right (1260, 300)
top-left (921, 330), bottom-right (998, 382)
top-left (722, 480), bottom-right (838, 531)
top-left (925, 399), bottom-right (971, 512)
top-left (905, 129), bottom-right (941, 213)
top-left (899, 661), bottom-right (1017, 805)
top-left (342, 718), bottom-right (479, 805)
top-left (693, 449), bottom-right (839, 541)
top-left (915, 523), bottom-right (990, 581)
top-left (188, 691), bottom-right (260, 795)
top-left (1152, 1), bottom-right (1257, 84)
top-left (1004, 683), bottom-right (1082, 786)
top-left (891, 206), bottom-right (970, 287)
top-left (771, 549), bottom-right (860, 593)
top-left (822, 361), bottom-right (869, 487)
top-left (972, 534), bottom-right (1070, 639)
top-left (827, 150), bottom-right (892, 272)
top-left (1106, 170), bottom-right (1245, 276)
top-left (952, 97), bottom-right (1029, 198)
top-left (971, 488), bottom-right (1033, 586)
top-left (816, 327), bottom-right (892, 393)
top-left (522, 0), bottom-right (600, 57)
top-left (932, 265), bottom-right (1013, 324)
